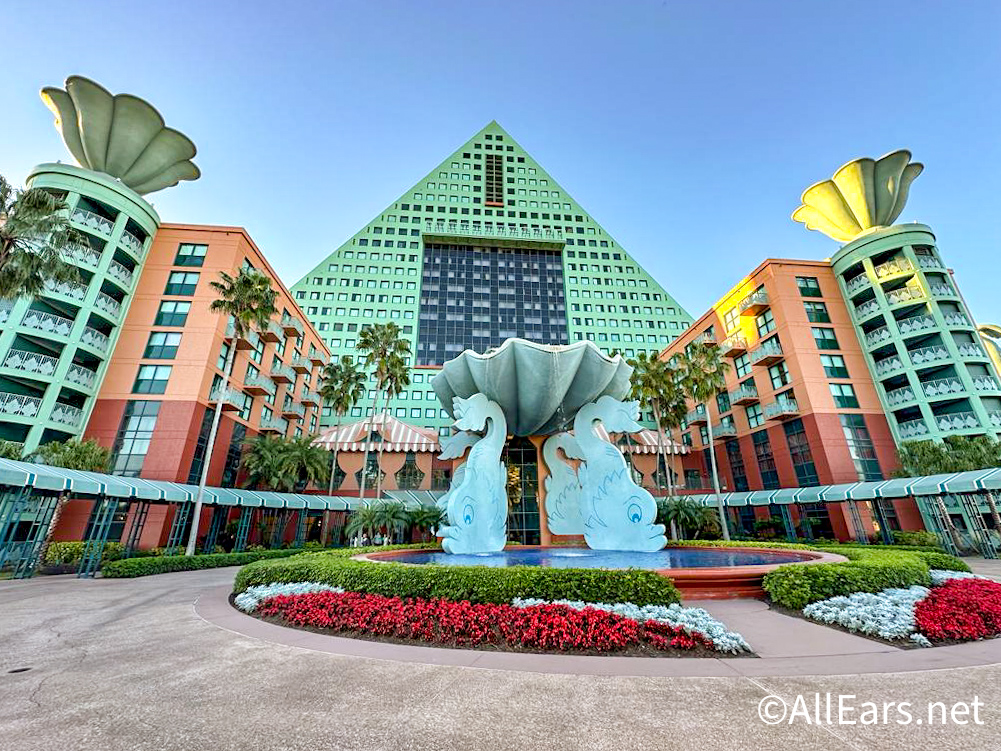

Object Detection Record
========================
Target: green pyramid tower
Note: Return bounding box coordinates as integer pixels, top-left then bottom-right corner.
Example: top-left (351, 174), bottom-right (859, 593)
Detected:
top-left (291, 121), bottom-right (693, 433)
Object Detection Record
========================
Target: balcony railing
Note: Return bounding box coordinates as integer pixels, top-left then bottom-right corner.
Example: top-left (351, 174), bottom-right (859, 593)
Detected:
top-left (66, 364), bottom-right (97, 390)
top-left (738, 290), bottom-right (769, 316)
top-left (0, 392), bottom-right (42, 419)
top-left (874, 355), bottom-right (904, 377)
top-left (729, 382), bottom-right (759, 405)
top-left (291, 355), bottom-right (311, 374)
top-left (225, 321), bottom-right (260, 350)
top-left (94, 291), bottom-right (122, 319)
top-left (0, 302), bottom-right (13, 325)
top-left (81, 326), bottom-right (110, 353)
top-left (935, 411), bottom-right (982, 433)
top-left (973, 376), bottom-right (1001, 393)
top-left (958, 342), bottom-right (986, 359)
top-left (299, 388), bottom-right (320, 406)
top-left (873, 257), bottom-right (914, 279)
top-left (260, 319), bottom-right (283, 343)
top-left (107, 259), bottom-right (135, 287)
top-left (750, 338), bottom-right (783, 365)
top-left (921, 377), bottom-right (965, 399)
top-left (44, 279), bottom-right (88, 302)
top-left (854, 299), bottom-right (881, 320)
top-left (897, 314), bottom-right (936, 336)
top-left (990, 411), bottom-right (1001, 429)
top-left (845, 274), bottom-right (870, 295)
top-left (720, 334), bottom-right (747, 357)
top-left (423, 221), bottom-right (565, 246)
top-left (271, 363), bottom-right (296, 383)
top-left (259, 416), bottom-right (288, 434)
top-left (865, 326), bottom-right (892, 348)
top-left (885, 286), bottom-right (924, 305)
top-left (944, 312), bottom-right (971, 328)
top-left (2, 349), bottom-right (59, 377)
top-left (281, 402), bottom-right (305, 420)
top-left (71, 208), bottom-right (114, 236)
top-left (50, 403), bottom-right (83, 428)
top-left (309, 350), bottom-right (327, 367)
top-left (898, 418), bottom-right (930, 440)
top-left (917, 255), bottom-right (945, 270)
top-left (713, 422), bottom-right (737, 439)
top-left (686, 405), bottom-right (708, 424)
top-left (244, 373), bottom-right (276, 398)
top-left (884, 385), bottom-right (917, 407)
top-left (21, 309), bottom-right (74, 338)
top-left (931, 283), bottom-right (957, 298)
top-left (909, 345), bottom-right (950, 367)
top-left (281, 316), bottom-right (304, 338)
top-left (764, 397), bottom-right (799, 420)
top-left (64, 243), bottom-right (102, 269)
top-left (209, 386), bottom-right (243, 411)
top-left (119, 230), bottom-right (145, 258)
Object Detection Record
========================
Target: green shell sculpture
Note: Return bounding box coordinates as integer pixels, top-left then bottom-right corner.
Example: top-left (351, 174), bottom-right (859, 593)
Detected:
top-left (792, 150), bottom-right (923, 243)
top-left (40, 76), bottom-right (200, 195)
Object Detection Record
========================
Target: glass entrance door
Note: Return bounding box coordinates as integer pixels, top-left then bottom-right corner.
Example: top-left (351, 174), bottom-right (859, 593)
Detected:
top-left (503, 437), bottom-right (540, 545)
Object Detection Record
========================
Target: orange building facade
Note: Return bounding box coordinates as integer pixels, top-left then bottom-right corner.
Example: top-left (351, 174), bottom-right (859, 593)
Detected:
top-left (663, 259), bottom-right (924, 540)
top-left (52, 224), bottom-right (331, 547)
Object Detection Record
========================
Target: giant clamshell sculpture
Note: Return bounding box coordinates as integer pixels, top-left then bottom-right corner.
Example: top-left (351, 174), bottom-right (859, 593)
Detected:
top-left (792, 150), bottom-right (923, 243)
top-left (431, 339), bottom-right (666, 553)
top-left (41, 76), bottom-right (200, 195)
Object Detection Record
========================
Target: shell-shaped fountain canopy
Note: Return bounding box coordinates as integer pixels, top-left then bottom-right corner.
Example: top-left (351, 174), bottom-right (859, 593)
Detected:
top-left (431, 338), bottom-right (633, 436)
top-left (40, 75), bottom-right (200, 195)
top-left (792, 150), bottom-right (923, 243)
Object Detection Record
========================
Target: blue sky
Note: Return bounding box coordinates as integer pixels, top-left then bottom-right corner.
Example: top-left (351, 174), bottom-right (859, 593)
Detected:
top-left (3, 0), bottom-right (999, 320)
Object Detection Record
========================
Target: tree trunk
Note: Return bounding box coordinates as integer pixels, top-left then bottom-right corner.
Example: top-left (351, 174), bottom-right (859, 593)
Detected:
top-left (185, 334), bottom-right (238, 556)
top-left (705, 408), bottom-right (730, 541)
top-left (323, 409), bottom-right (344, 546)
top-left (357, 385), bottom-right (382, 500)
top-left (651, 403), bottom-right (677, 541)
top-left (987, 491), bottom-right (1001, 537)
top-left (374, 392), bottom-right (392, 499)
top-left (36, 490), bottom-right (69, 566)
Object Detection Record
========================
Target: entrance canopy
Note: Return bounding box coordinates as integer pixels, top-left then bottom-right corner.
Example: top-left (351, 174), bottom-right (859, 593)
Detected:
top-left (313, 411), bottom-right (439, 453)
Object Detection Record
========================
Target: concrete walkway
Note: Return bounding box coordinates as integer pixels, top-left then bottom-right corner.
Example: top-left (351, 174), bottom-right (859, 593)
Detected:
top-left (1, 568), bottom-right (1000, 751)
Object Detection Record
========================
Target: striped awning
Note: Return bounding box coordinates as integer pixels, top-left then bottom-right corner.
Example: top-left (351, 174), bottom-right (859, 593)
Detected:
top-left (385, 490), bottom-right (447, 506)
top-left (313, 411), bottom-right (439, 453)
top-left (592, 426), bottom-right (687, 455)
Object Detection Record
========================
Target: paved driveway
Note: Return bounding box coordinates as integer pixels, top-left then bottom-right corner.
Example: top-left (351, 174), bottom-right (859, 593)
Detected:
top-left (1, 568), bottom-right (1000, 751)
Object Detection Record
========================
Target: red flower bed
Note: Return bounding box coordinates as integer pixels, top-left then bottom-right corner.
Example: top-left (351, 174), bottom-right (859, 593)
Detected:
top-left (255, 591), bottom-right (712, 653)
top-left (915, 578), bottom-right (1001, 641)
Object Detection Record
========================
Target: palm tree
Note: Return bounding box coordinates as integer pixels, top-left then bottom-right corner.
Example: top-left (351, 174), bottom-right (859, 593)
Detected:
top-left (317, 356), bottom-right (365, 545)
top-left (677, 342), bottom-right (732, 541)
top-left (374, 354), bottom-right (410, 499)
top-left (185, 269), bottom-right (277, 555)
top-left (372, 501), bottom-right (410, 543)
top-left (355, 322), bottom-right (411, 500)
top-left (657, 496), bottom-right (721, 539)
top-left (241, 435), bottom-right (292, 490)
top-left (0, 174), bottom-right (83, 300)
top-left (408, 504), bottom-right (445, 542)
top-left (281, 435), bottom-right (329, 492)
top-left (344, 505), bottom-right (379, 543)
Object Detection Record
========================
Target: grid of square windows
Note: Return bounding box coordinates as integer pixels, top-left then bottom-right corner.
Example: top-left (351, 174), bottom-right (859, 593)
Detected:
top-left (841, 414), bottom-right (882, 480)
top-left (110, 401), bottom-right (160, 477)
top-left (154, 301), bottom-right (190, 326)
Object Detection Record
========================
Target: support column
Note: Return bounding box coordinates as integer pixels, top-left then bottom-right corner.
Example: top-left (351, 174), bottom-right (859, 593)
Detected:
top-left (78, 496), bottom-right (116, 578)
top-left (532, 435), bottom-right (552, 546)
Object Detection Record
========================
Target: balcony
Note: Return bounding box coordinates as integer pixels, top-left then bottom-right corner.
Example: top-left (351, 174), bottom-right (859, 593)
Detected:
top-left (422, 221), bottom-right (566, 250)
top-left (21, 309), bottom-right (74, 338)
top-left (300, 388), bottom-right (320, 406)
top-left (931, 283), bottom-right (957, 298)
top-left (738, 290), bottom-right (769, 316)
top-left (750, 338), bottom-right (783, 366)
top-left (44, 279), bottom-right (88, 302)
top-left (885, 286), bottom-right (924, 306)
top-left (897, 314), bottom-right (936, 337)
top-left (845, 274), bottom-right (870, 295)
top-left (119, 230), bottom-right (145, 259)
top-left (0, 302), bottom-right (13, 325)
top-left (686, 405), bottom-right (708, 425)
top-left (281, 402), bottom-right (305, 420)
top-left (270, 363), bottom-right (295, 384)
top-left (692, 329), bottom-right (717, 347)
top-left (291, 355), bottom-right (311, 374)
top-left (259, 416), bottom-right (288, 435)
top-left (2, 349), bottom-right (59, 378)
top-left (973, 375), bottom-right (1001, 393)
top-left (921, 377), bottom-right (965, 399)
top-left (917, 255), bottom-right (945, 271)
top-left (94, 291), bottom-right (122, 320)
top-left (712, 421), bottom-right (737, 439)
top-left (225, 321), bottom-right (258, 350)
top-left (935, 410), bottom-right (982, 433)
top-left (865, 326), bottom-right (893, 348)
top-left (958, 342), bottom-right (986, 359)
top-left (64, 243), bottom-right (102, 269)
top-left (66, 364), bottom-right (97, 391)
top-left (898, 418), bottom-right (930, 440)
top-left (0, 392), bottom-right (42, 420)
top-left (309, 350), bottom-right (327, 367)
top-left (281, 316), bottom-right (304, 339)
top-left (49, 403), bottom-right (83, 428)
top-left (944, 312), bottom-right (971, 328)
top-left (260, 320), bottom-right (283, 343)
top-left (209, 386), bottom-right (243, 412)
top-left (874, 355), bottom-right (904, 377)
top-left (71, 208), bottom-right (114, 236)
top-left (909, 345), bottom-right (950, 367)
top-left (107, 260), bottom-right (135, 287)
top-left (729, 382), bottom-right (759, 405)
top-left (80, 326), bottom-right (110, 354)
top-left (244, 373), bottom-right (277, 398)
top-left (720, 333), bottom-right (747, 357)
top-left (764, 397), bottom-right (799, 421)
top-left (873, 257), bottom-right (914, 280)
top-left (884, 385), bottom-right (917, 407)
top-left (854, 299), bottom-right (881, 320)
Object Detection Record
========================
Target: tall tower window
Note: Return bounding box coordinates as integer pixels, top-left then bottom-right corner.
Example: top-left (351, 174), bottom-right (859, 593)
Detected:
top-left (485, 154), bottom-right (504, 206)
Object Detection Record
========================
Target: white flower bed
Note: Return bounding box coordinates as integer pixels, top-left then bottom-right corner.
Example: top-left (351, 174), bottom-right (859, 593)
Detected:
top-left (512, 597), bottom-right (751, 654)
top-left (235, 582), bottom-right (344, 613)
top-left (929, 569), bottom-right (984, 586)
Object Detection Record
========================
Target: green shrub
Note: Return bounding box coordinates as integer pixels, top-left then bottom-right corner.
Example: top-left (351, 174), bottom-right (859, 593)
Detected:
top-left (233, 547), bottom-right (681, 607)
top-left (102, 548), bottom-right (306, 578)
top-left (892, 530), bottom-right (942, 548)
top-left (43, 541), bottom-right (124, 566)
